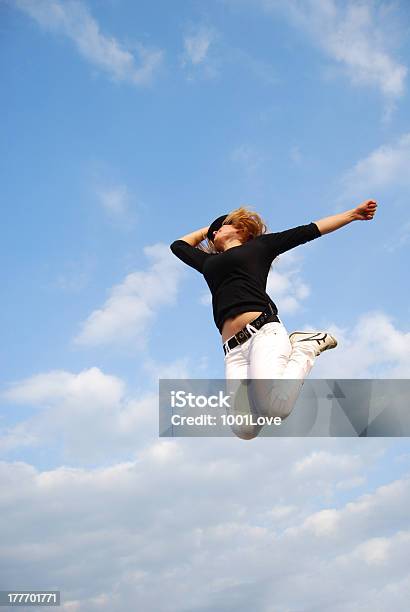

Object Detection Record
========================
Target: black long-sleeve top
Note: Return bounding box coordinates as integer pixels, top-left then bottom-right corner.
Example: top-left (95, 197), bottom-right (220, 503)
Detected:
top-left (170, 222), bottom-right (322, 334)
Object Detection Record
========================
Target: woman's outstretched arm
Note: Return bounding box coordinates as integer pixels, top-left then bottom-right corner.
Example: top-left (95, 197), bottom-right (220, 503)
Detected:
top-left (314, 199), bottom-right (378, 235)
top-left (177, 225), bottom-right (210, 246)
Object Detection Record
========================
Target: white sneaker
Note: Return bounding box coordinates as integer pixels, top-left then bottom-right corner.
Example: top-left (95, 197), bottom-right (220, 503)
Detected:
top-left (289, 331), bottom-right (338, 357)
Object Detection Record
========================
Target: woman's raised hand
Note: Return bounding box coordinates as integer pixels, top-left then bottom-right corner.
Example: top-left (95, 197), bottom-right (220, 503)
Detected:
top-left (353, 199), bottom-right (378, 221)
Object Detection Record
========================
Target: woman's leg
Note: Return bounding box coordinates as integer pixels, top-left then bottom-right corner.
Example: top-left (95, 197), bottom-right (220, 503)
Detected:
top-left (247, 321), bottom-right (293, 378)
top-left (281, 339), bottom-right (317, 379)
top-left (247, 321), bottom-right (313, 419)
top-left (224, 343), bottom-right (263, 440)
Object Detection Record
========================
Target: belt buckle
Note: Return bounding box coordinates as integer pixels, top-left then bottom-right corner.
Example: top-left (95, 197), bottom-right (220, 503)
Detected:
top-left (235, 327), bottom-right (250, 344)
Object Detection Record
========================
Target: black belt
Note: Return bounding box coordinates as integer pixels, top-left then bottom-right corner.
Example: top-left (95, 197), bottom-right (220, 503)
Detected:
top-left (223, 303), bottom-right (280, 356)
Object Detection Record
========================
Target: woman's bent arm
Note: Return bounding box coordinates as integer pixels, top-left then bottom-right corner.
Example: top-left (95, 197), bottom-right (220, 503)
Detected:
top-left (314, 199), bottom-right (377, 235)
top-left (177, 225), bottom-right (210, 246)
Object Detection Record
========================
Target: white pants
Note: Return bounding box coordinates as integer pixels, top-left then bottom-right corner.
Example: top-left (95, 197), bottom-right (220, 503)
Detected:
top-left (224, 320), bottom-right (318, 439)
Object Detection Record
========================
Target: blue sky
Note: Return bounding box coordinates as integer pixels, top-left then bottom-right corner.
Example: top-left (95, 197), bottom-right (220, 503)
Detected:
top-left (1, 1), bottom-right (410, 610)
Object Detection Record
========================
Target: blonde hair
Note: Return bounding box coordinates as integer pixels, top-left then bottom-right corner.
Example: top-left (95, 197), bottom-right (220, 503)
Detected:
top-left (199, 206), bottom-right (268, 254)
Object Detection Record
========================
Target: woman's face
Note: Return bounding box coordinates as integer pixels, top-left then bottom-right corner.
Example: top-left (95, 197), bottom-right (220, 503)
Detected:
top-left (213, 223), bottom-right (245, 250)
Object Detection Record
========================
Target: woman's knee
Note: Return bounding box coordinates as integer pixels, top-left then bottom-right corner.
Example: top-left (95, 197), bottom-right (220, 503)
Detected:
top-left (230, 423), bottom-right (262, 440)
top-left (248, 379), bottom-right (302, 419)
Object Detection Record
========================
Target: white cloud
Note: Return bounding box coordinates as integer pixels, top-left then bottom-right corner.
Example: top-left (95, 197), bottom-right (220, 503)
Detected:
top-left (97, 185), bottom-right (131, 217)
top-left (182, 27), bottom-right (213, 65)
top-left (0, 367), bottom-right (156, 461)
top-left (299, 310), bottom-right (410, 378)
top-left (141, 356), bottom-right (192, 381)
top-left (15, 0), bottom-right (163, 86)
top-left (290, 450), bottom-right (368, 500)
top-left (352, 537), bottom-right (391, 565)
top-left (265, 504), bottom-right (297, 520)
top-left (180, 24), bottom-right (219, 80)
top-left (0, 353), bottom-right (210, 461)
top-left (267, 250), bottom-right (311, 315)
top-left (181, 22), bottom-right (278, 85)
top-left (95, 183), bottom-right (138, 228)
top-left (340, 132), bottom-right (410, 202)
top-left (336, 132), bottom-right (410, 251)
top-left (286, 476), bottom-right (410, 545)
top-left (73, 242), bottom-right (184, 348)
top-left (1, 440), bottom-right (409, 611)
top-left (293, 449), bottom-right (362, 477)
top-left (252, 0), bottom-right (407, 105)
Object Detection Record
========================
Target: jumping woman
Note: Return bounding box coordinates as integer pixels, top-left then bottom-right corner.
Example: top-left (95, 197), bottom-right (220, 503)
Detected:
top-left (170, 200), bottom-right (377, 439)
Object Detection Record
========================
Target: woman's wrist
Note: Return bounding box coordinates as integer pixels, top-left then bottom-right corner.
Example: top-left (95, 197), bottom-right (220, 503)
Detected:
top-left (348, 208), bottom-right (358, 222)
top-left (177, 225), bottom-right (210, 246)
top-left (201, 226), bottom-right (209, 241)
